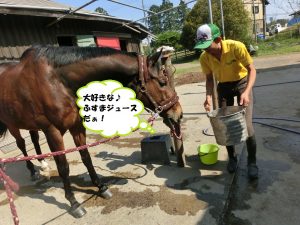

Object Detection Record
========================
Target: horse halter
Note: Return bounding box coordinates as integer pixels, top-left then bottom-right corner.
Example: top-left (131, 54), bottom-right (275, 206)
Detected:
top-left (137, 55), bottom-right (179, 113)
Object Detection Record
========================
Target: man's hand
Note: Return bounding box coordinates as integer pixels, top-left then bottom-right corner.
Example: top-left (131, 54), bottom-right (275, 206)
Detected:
top-left (239, 91), bottom-right (250, 107)
top-left (204, 97), bottom-right (212, 112)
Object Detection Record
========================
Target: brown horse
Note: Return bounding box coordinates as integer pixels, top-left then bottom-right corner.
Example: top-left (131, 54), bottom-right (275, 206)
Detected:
top-left (0, 46), bottom-right (183, 217)
top-left (0, 62), bottom-right (50, 180)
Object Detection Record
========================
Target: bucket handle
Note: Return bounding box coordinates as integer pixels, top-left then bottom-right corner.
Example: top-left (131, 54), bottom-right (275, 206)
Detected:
top-left (199, 152), bottom-right (212, 157)
top-left (206, 106), bottom-right (246, 118)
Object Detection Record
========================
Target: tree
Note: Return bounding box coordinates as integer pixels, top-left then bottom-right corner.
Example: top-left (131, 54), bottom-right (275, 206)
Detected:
top-left (180, 0), bottom-right (252, 50)
top-left (160, 0), bottom-right (177, 31)
top-left (152, 31), bottom-right (183, 50)
top-left (269, 0), bottom-right (300, 15)
top-left (95, 7), bottom-right (109, 16)
top-left (177, 0), bottom-right (191, 27)
top-left (147, 0), bottom-right (191, 34)
top-left (148, 5), bottom-right (162, 34)
top-left (268, 18), bottom-right (289, 27)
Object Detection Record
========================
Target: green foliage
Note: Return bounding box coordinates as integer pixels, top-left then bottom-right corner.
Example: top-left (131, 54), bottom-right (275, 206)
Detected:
top-left (148, 5), bottom-right (161, 34)
top-left (180, 0), bottom-right (252, 50)
top-left (268, 19), bottom-right (289, 27)
top-left (256, 25), bottom-right (300, 56)
top-left (177, 0), bottom-right (191, 25)
top-left (160, 0), bottom-right (177, 31)
top-left (152, 31), bottom-right (183, 50)
top-left (95, 7), bottom-right (109, 16)
top-left (147, 0), bottom-right (191, 34)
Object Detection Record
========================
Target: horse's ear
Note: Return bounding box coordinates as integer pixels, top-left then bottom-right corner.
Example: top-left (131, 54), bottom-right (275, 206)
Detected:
top-left (148, 48), bottom-right (163, 66)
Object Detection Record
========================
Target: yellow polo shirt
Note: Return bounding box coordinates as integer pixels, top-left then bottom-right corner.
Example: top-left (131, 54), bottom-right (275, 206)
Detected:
top-left (200, 40), bottom-right (253, 83)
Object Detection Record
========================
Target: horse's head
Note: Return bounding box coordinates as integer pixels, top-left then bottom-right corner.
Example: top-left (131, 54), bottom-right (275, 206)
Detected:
top-left (134, 50), bottom-right (183, 136)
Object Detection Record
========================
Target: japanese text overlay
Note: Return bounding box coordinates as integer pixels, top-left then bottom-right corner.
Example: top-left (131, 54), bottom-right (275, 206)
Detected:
top-left (76, 80), bottom-right (155, 137)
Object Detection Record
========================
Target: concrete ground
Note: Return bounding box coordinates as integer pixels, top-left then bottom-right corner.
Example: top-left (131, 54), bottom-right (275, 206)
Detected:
top-left (224, 53), bottom-right (300, 225)
top-left (0, 52), bottom-right (299, 225)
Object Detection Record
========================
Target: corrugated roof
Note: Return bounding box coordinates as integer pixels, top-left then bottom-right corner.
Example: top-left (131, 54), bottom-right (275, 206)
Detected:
top-left (0, 0), bottom-right (111, 18)
top-left (0, 0), bottom-right (73, 10)
top-left (0, 0), bottom-right (153, 40)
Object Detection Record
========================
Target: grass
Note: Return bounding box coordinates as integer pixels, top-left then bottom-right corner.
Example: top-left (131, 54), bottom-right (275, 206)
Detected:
top-left (255, 37), bottom-right (300, 56)
top-left (173, 59), bottom-right (199, 76)
top-left (174, 64), bottom-right (199, 76)
top-left (172, 25), bottom-right (300, 76)
top-left (254, 25), bottom-right (300, 56)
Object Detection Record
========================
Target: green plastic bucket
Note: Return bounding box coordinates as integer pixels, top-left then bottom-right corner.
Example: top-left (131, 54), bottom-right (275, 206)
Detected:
top-left (197, 144), bottom-right (219, 165)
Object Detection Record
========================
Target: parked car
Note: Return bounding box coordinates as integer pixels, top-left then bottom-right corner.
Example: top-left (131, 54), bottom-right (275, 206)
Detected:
top-left (269, 23), bottom-right (287, 36)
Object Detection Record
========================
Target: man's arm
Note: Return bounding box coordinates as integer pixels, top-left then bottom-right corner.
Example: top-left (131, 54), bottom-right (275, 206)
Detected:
top-left (240, 63), bottom-right (256, 106)
top-left (204, 72), bottom-right (214, 111)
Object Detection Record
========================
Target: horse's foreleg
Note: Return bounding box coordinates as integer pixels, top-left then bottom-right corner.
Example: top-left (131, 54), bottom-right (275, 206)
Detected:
top-left (173, 138), bottom-right (185, 167)
top-left (29, 130), bottom-right (50, 171)
top-left (69, 125), bottom-right (112, 199)
top-left (43, 126), bottom-right (86, 218)
top-left (9, 127), bottom-right (39, 180)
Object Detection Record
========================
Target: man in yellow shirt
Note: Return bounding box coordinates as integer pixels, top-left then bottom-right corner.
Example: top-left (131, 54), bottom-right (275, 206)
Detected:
top-left (195, 23), bottom-right (258, 179)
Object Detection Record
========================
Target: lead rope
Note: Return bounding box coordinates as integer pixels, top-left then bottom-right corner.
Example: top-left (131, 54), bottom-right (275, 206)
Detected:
top-left (170, 124), bottom-right (183, 140)
top-left (145, 107), bottom-right (182, 140)
top-left (0, 164), bottom-right (19, 225)
top-left (0, 112), bottom-right (159, 225)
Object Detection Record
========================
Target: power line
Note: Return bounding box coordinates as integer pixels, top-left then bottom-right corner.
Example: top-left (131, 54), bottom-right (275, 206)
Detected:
top-left (117, 0), bottom-right (197, 28)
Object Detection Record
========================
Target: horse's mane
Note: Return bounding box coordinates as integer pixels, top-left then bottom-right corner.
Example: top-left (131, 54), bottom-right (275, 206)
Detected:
top-left (20, 46), bottom-right (138, 67)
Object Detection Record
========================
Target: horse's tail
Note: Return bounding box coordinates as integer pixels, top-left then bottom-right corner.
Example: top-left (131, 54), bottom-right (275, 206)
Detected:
top-left (0, 120), bottom-right (8, 138)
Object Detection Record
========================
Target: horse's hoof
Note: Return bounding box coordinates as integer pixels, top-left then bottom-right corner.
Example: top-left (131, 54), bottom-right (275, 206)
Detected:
top-left (170, 147), bottom-right (175, 155)
top-left (177, 160), bottom-right (185, 167)
top-left (177, 156), bottom-right (186, 167)
top-left (100, 188), bottom-right (113, 199)
top-left (40, 160), bottom-right (50, 172)
top-left (31, 172), bottom-right (40, 181)
top-left (70, 205), bottom-right (87, 218)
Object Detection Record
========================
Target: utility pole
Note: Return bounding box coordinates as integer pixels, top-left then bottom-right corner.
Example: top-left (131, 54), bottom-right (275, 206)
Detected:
top-left (263, 0), bottom-right (267, 39)
top-left (141, 0), bottom-right (151, 54)
top-left (207, 0), bottom-right (218, 110)
top-left (208, 0), bottom-right (213, 23)
top-left (252, 0), bottom-right (257, 43)
top-left (220, 0), bottom-right (225, 39)
top-left (141, 0), bottom-right (147, 26)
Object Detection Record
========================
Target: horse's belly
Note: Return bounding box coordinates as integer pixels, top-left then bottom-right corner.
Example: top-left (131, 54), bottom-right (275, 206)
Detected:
top-left (0, 97), bottom-right (46, 130)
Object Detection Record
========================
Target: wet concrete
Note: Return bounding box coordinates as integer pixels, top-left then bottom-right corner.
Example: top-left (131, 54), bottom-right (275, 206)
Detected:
top-left (223, 61), bottom-right (300, 225)
top-left (83, 186), bottom-right (208, 215)
top-left (0, 53), bottom-right (300, 225)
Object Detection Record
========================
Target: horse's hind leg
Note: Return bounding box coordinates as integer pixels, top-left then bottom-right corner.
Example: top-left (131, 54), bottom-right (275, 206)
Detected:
top-left (29, 130), bottom-right (50, 171)
top-left (43, 125), bottom-right (86, 218)
top-left (9, 127), bottom-right (40, 180)
top-left (69, 124), bottom-right (112, 199)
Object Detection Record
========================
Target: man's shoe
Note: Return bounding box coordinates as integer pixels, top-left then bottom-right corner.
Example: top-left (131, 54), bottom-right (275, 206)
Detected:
top-left (248, 163), bottom-right (258, 179)
top-left (227, 157), bottom-right (237, 173)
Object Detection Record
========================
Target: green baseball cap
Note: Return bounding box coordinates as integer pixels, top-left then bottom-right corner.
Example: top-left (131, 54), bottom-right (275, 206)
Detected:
top-left (194, 24), bottom-right (221, 49)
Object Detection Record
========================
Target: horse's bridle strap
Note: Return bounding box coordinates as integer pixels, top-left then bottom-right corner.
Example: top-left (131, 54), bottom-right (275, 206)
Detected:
top-left (137, 55), bottom-right (179, 113)
top-left (159, 94), bottom-right (179, 112)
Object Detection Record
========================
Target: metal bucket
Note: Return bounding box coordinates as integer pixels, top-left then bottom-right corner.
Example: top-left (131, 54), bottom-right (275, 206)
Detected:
top-left (208, 106), bottom-right (248, 146)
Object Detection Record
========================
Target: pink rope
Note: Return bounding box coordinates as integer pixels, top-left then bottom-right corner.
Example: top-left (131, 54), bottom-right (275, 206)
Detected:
top-left (0, 167), bottom-right (19, 225)
top-left (0, 114), bottom-right (158, 225)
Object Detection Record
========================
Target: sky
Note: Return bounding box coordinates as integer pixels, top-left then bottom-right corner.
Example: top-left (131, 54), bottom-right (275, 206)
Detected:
top-left (54, 0), bottom-right (193, 23)
top-left (54, 0), bottom-right (296, 23)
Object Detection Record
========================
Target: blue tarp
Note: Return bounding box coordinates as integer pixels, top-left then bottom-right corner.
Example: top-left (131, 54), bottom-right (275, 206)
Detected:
top-left (288, 17), bottom-right (300, 26)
